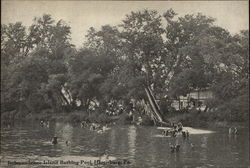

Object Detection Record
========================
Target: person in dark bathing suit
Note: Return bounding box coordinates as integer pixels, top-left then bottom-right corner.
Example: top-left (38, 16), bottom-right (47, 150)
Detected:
top-left (177, 122), bottom-right (183, 132)
top-left (182, 130), bottom-right (189, 138)
top-left (52, 136), bottom-right (58, 145)
top-left (170, 143), bottom-right (180, 153)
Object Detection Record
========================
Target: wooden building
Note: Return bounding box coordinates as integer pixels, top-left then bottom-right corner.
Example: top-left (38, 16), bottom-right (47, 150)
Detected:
top-left (171, 89), bottom-right (213, 111)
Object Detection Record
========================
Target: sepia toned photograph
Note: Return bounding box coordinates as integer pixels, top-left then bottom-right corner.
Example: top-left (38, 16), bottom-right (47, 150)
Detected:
top-left (1, 1), bottom-right (249, 167)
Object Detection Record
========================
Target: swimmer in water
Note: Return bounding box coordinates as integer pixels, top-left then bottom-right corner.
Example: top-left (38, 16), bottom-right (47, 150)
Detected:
top-left (40, 120), bottom-right (45, 127)
top-left (190, 143), bottom-right (195, 149)
top-left (52, 136), bottom-right (58, 145)
top-left (186, 130), bottom-right (189, 137)
top-left (182, 131), bottom-right (186, 138)
top-left (177, 122), bottom-right (183, 132)
top-left (66, 140), bottom-right (70, 146)
top-left (234, 127), bottom-right (238, 134)
top-left (175, 144), bottom-right (180, 152)
top-left (169, 143), bottom-right (175, 153)
top-left (46, 121), bottom-right (50, 128)
top-left (229, 127), bottom-right (233, 134)
top-left (169, 143), bottom-right (180, 153)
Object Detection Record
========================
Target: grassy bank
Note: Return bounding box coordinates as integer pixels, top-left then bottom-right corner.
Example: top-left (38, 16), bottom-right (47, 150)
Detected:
top-left (165, 110), bottom-right (248, 129)
top-left (24, 110), bottom-right (118, 125)
top-left (1, 108), bottom-right (247, 129)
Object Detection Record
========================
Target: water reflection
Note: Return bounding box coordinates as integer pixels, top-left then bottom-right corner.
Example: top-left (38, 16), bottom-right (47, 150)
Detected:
top-left (200, 136), bottom-right (208, 162)
top-left (58, 123), bottom-right (73, 155)
top-left (109, 127), bottom-right (116, 152)
top-left (0, 122), bottom-right (249, 168)
top-left (127, 125), bottom-right (136, 163)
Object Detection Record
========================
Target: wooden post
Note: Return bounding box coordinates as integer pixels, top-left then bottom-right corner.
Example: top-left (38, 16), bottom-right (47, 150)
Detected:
top-left (198, 89), bottom-right (200, 108)
top-left (179, 98), bottom-right (181, 110)
top-left (198, 89), bottom-right (200, 102)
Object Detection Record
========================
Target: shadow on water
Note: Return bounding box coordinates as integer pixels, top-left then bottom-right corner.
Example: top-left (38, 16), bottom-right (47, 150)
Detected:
top-left (0, 121), bottom-right (249, 168)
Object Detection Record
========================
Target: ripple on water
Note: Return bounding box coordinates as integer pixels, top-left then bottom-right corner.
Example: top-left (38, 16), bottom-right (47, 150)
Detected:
top-left (1, 124), bottom-right (249, 168)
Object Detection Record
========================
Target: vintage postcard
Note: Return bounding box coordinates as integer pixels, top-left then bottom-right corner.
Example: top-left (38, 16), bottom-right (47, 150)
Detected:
top-left (1, 1), bottom-right (249, 167)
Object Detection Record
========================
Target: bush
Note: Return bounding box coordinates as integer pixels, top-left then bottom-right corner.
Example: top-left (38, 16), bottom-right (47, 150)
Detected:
top-left (67, 110), bottom-right (88, 123)
top-left (159, 99), bottom-right (172, 115)
top-left (116, 111), bottom-right (140, 125)
top-left (211, 94), bottom-right (249, 122)
top-left (141, 115), bottom-right (154, 126)
top-left (96, 113), bottom-right (112, 123)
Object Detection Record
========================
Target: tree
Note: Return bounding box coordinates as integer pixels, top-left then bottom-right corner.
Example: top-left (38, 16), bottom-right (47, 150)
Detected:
top-left (165, 11), bottom-right (230, 97)
top-left (68, 48), bottom-right (116, 112)
top-left (120, 10), bottom-right (165, 88)
top-left (1, 14), bottom-right (74, 115)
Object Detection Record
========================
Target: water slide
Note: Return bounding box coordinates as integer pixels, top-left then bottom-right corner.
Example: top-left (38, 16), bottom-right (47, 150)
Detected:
top-left (144, 87), bottom-right (166, 124)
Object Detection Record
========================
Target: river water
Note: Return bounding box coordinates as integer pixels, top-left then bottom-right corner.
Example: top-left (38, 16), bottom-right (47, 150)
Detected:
top-left (0, 121), bottom-right (249, 168)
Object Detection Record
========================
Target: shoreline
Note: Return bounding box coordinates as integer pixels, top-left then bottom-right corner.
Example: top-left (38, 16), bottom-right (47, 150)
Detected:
top-left (1, 110), bottom-right (248, 129)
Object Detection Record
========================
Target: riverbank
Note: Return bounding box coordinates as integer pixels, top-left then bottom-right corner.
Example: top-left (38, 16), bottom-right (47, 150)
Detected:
top-left (165, 111), bottom-right (248, 129)
top-left (1, 108), bottom-right (247, 129)
top-left (27, 110), bottom-right (154, 126)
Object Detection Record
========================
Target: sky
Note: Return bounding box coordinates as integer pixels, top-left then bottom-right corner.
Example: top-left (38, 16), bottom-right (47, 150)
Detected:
top-left (1, 1), bottom-right (249, 48)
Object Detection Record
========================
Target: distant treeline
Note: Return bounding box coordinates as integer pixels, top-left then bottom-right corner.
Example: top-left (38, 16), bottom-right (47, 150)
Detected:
top-left (1, 9), bottom-right (249, 124)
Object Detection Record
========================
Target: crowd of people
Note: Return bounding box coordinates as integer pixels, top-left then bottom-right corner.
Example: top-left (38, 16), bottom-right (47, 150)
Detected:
top-left (40, 120), bottom-right (50, 128)
top-left (43, 118), bottom-right (239, 155)
top-left (161, 122), bottom-right (192, 153)
top-left (229, 127), bottom-right (238, 135)
top-left (105, 103), bottom-right (124, 116)
top-left (162, 122), bottom-right (189, 138)
top-left (81, 121), bottom-right (110, 134)
top-left (48, 122), bottom-right (110, 146)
